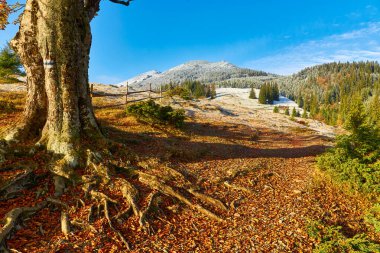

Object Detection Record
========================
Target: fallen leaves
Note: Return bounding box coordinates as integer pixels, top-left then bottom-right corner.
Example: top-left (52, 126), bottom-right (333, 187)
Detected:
top-left (0, 93), bottom-right (376, 252)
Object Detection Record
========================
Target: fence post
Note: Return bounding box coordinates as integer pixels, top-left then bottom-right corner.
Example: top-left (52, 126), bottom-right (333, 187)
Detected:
top-left (90, 83), bottom-right (94, 98)
top-left (149, 83), bottom-right (151, 99)
top-left (125, 82), bottom-right (128, 105)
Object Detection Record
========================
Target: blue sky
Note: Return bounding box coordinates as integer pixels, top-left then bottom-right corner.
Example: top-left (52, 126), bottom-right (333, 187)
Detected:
top-left (1, 0), bottom-right (380, 83)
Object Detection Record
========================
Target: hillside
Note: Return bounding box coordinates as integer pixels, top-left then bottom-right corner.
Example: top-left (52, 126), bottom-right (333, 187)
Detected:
top-left (1, 83), bottom-right (379, 252)
top-left (117, 60), bottom-right (276, 90)
top-left (277, 61), bottom-right (380, 125)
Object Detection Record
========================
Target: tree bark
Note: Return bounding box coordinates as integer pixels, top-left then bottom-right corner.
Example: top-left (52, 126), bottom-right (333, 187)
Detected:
top-left (6, 0), bottom-right (102, 165)
top-left (5, 0), bottom-right (47, 141)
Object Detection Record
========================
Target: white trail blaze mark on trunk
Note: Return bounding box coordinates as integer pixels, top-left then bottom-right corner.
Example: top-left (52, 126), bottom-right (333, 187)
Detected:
top-left (43, 59), bottom-right (55, 68)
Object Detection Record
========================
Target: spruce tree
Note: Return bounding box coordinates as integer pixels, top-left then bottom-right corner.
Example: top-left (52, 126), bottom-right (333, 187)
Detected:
top-left (211, 83), bottom-right (216, 99)
top-left (291, 107), bottom-right (297, 117)
top-left (258, 84), bottom-right (267, 104)
top-left (249, 86), bottom-right (257, 99)
top-left (0, 43), bottom-right (22, 78)
top-left (193, 81), bottom-right (205, 98)
top-left (273, 83), bottom-right (280, 101)
top-left (285, 108), bottom-right (290, 116)
top-left (297, 96), bottom-right (304, 108)
top-left (205, 85), bottom-right (211, 98)
top-left (302, 109), bottom-right (308, 118)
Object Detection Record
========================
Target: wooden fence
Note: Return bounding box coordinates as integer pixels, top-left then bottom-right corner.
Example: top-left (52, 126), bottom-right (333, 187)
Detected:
top-left (91, 83), bottom-right (164, 109)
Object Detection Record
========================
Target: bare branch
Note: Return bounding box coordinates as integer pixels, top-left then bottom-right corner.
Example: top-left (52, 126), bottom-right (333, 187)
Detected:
top-left (109, 0), bottom-right (133, 7)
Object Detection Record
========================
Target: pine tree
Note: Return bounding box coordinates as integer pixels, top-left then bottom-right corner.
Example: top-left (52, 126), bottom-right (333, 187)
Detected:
top-left (249, 86), bottom-right (257, 99)
top-left (258, 84), bottom-right (267, 104)
top-left (310, 94), bottom-right (319, 117)
top-left (266, 83), bottom-right (274, 104)
top-left (211, 83), bottom-right (216, 99)
top-left (285, 108), bottom-right (290, 116)
top-left (291, 107), bottom-right (297, 117)
top-left (193, 81), bottom-right (206, 98)
top-left (297, 96), bottom-right (304, 108)
top-left (302, 109), bottom-right (308, 118)
top-left (0, 43), bottom-right (23, 78)
top-left (205, 85), bottom-right (211, 98)
top-left (273, 83), bottom-right (280, 101)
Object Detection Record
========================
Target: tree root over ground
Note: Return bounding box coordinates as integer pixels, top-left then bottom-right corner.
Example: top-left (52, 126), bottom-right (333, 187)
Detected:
top-left (0, 202), bottom-right (47, 252)
top-left (0, 148), bottom-right (228, 251)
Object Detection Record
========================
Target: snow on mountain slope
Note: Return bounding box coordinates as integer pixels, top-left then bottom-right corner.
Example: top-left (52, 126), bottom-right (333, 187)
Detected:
top-left (115, 60), bottom-right (274, 90)
top-left (116, 70), bottom-right (160, 87)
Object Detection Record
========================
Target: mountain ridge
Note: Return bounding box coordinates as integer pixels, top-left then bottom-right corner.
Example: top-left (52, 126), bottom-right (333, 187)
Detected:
top-left (116, 60), bottom-right (276, 90)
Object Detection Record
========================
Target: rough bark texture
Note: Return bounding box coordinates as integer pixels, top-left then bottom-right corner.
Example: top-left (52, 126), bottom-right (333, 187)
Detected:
top-left (5, 0), bottom-right (101, 164)
top-left (5, 0), bottom-right (46, 142)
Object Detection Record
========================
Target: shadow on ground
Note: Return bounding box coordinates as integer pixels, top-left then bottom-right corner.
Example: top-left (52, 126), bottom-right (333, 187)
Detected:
top-left (99, 118), bottom-right (329, 163)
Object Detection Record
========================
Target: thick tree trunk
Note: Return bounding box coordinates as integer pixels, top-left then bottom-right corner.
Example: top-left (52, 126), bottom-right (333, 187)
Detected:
top-left (6, 0), bottom-right (101, 164)
top-left (5, 0), bottom-right (47, 141)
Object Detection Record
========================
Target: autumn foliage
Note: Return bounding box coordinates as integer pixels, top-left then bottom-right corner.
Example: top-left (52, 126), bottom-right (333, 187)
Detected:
top-left (0, 0), bottom-right (10, 30)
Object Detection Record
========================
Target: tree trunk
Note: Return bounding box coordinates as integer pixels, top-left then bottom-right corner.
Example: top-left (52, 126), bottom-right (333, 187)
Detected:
top-left (5, 0), bottom-right (47, 141)
top-left (6, 0), bottom-right (101, 165)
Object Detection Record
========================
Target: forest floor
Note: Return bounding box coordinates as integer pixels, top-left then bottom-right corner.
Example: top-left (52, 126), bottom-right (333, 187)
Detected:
top-left (0, 84), bottom-right (374, 252)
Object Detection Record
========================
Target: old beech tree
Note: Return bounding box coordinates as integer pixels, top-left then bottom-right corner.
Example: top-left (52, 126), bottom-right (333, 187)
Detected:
top-left (1, 0), bottom-right (134, 167)
top-left (0, 1), bottom-right (226, 250)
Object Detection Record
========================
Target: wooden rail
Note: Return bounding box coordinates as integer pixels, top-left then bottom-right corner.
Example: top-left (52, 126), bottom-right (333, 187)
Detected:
top-left (91, 83), bottom-right (164, 108)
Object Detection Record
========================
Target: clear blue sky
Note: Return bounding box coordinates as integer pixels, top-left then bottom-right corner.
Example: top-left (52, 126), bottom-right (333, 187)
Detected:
top-left (1, 0), bottom-right (380, 83)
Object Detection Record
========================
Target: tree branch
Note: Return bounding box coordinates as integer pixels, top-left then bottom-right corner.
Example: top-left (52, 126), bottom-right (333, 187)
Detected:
top-left (109, 0), bottom-right (133, 7)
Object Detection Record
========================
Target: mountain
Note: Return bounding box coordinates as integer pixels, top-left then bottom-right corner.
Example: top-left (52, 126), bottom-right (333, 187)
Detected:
top-left (117, 70), bottom-right (160, 87)
top-left (116, 60), bottom-right (276, 90)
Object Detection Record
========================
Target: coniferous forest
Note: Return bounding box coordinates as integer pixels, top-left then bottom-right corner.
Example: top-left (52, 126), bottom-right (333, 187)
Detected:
top-left (278, 61), bottom-right (380, 126)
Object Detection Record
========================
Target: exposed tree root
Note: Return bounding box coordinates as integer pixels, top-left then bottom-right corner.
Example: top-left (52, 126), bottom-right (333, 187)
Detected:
top-left (89, 190), bottom-right (118, 204)
top-left (138, 191), bottom-right (159, 234)
top-left (120, 179), bottom-right (140, 217)
top-left (187, 188), bottom-right (228, 211)
top-left (0, 169), bottom-right (40, 200)
top-left (87, 204), bottom-right (96, 223)
top-left (61, 211), bottom-right (71, 237)
top-left (86, 150), bottom-right (111, 184)
top-left (138, 171), bottom-right (225, 223)
top-left (0, 146), bottom-right (229, 251)
top-left (0, 202), bottom-right (47, 252)
top-left (46, 197), bottom-right (69, 210)
top-left (103, 199), bottom-right (130, 250)
top-left (71, 219), bottom-right (97, 233)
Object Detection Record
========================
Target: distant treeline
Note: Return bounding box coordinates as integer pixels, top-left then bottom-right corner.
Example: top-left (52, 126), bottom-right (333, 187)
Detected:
top-left (278, 61), bottom-right (380, 126)
top-left (163, 80), bottom-right (216, 100)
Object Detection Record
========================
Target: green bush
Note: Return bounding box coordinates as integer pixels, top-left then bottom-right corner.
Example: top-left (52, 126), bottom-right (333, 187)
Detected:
top-left (273, 106), bottom-right (279, 113)
top-left (317, 129), bottom-right (380, 193)
top-left (126, 100), bottom-right (185, 128)
top-left (167, 86), bottom-right (192, 100)
top-left (308, 221), bottom-right (380, 253)
top-left (317, 97), bottom-right (380, 193)
top-left (365, 204), bottom-right (380, 233)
